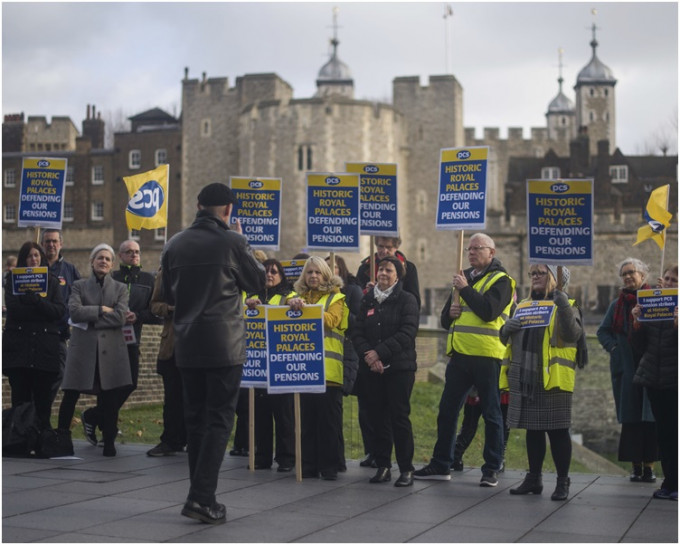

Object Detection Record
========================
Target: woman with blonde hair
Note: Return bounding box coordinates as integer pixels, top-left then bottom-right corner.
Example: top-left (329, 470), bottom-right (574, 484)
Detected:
top-left (286, 256), bottom-right (348, 480)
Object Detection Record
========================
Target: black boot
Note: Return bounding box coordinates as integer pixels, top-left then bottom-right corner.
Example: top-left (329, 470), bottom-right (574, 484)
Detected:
top-left (102, 428), bottom-right (117, 457)
top-left (52, 429), bottom-right (74, 457)
top-left (551, 477), bottom-right (570, 501)
top-left (510, 472), bottom-right (543, 495)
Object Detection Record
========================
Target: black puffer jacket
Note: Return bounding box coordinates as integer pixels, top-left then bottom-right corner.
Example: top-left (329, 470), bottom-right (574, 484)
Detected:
top-left (112, 264), bottom-right (162, 345)
top-left (161, 210), bottom-right (266, 368)
top-left (632, 319), bottom-right (678, 390)
top-left (352, 281), bottom-right (419, 374)
top-left (3, 274), bottom-right (65, 373)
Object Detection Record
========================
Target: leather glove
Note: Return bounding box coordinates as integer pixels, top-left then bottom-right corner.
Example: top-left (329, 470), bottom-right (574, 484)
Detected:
top-left (503, 317), bottom-right (522, 334)
top-left (553, 289), bottom-right (570, 308)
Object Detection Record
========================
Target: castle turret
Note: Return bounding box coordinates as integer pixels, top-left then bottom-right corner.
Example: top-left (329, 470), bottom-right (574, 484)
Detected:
top-left (315, 7), bottom-right (354, 98)
top-left (574, 23), bottom-right (616, 155)
top-left (546, 48), bottom-right (576, 144)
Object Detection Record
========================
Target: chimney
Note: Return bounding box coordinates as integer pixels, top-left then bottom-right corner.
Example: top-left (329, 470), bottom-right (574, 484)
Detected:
top-left (82, 102), bottom-right (105, 149)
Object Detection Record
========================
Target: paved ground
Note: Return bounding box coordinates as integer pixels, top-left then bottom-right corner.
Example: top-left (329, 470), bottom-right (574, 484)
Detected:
top-left (3, 441), bottom-right (677, 543)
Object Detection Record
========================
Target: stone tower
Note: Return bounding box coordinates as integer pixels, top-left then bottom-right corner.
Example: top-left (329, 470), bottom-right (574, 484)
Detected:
top-left (574, 23), bottom-right (617, 155)
top-left (546, 48), bottom-right (577, 145)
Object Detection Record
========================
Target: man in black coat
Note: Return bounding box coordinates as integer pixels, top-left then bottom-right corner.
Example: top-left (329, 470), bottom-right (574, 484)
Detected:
top-left (162, 183), bottom-right (265, 524)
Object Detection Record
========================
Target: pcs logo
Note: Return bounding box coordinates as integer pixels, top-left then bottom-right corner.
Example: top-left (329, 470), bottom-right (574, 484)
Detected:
top-left (363, 165), bottom-right (379, 174)
top-left (325, 176), bottom-right (341, 186)
top-left (456, 150), bottom-right (471, 160)
top-left (286, 309), bottom-right (303, 318)
top-left (127, 180), bottom-right (165, 217)
top-left (550, 183), bottom-right (570, 193)
top-left (249, 180), bottom-right (263, 189)
top-left (245, 308), bottom-right (260, 317)
top-left (37, 160), bottom-right (51, 168)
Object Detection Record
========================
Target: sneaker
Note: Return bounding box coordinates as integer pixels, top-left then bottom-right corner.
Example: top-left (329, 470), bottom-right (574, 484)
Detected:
top-left (146, 442), bottom-right (179, 457)
top-left (641, 467), bottom-right (657, 483)
top-left (451, 459), bottom-right (464, 472)
top-left (81, 409), bottom-right (98, 446)
top-left (670, 491), bottom-right (678, 501)
top-left (653, 488), bottom-right (672, 500)
top-left (480, 471), bottom-right (498, 487)
top-left (413, 464), bottom-right (451, 481)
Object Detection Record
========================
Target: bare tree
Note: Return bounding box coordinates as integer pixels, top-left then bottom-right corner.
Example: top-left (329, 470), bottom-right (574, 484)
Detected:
top-left (103, 108), bottom-right (131, 148)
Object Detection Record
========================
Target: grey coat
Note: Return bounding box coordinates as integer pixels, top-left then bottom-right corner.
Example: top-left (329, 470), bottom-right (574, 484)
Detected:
top-left (61, 274), bottom-right (132, 393)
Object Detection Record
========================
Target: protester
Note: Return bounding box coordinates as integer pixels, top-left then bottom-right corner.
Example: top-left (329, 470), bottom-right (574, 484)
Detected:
top-left (286, 256), bottom-right (348, 480)
top-left (2, 255), bottom-right (17, 313)
top-left (146, 269), bottom-right (186, 457)
top-left (631, 264), bottom-right (678, 500)
top-left (414, 233), bottom-right (515, 487)
top-left (56, 244), bottom-right (131, 457)
top-left (162, 182), bottom-right (265, 524)
top-left (352, 256), bottom-right (419, 487)
top-left (356, 236), bottom-right (421, 309)
top-left (81, 240), bottom-right (160, 446)
top-left (326, 255), bottom-right (362, 472)
top-left (244, 258), bottom-right (296, 472)
top-left (40, 229), bottom-right (81, 403)
top-left (2, 242), bottom-right (65, 430)
top-left (597, 257), bottom-right (657, 483)
top-left (500, 265), bottom-right (585, 500)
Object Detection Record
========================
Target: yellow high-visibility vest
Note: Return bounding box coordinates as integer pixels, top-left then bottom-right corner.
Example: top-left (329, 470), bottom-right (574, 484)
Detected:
top-left (446, 270), bottom-right (515, 359)
top-left (499, 298), bottom-right (578, 392)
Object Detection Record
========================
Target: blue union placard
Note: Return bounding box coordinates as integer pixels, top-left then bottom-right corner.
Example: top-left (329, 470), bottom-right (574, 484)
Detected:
top-left (436, 147), bottom-right (488, 230)
top-left (527, 179), bottom-right (593, 266)
top-left (306, 173), bottom-right (360, 251)
top-left (229, 176), bottom-right (281, 251)
top-left (241, 305), bottom-right (268, 388)
top-left (266, 305), bottom-right (325, 394)
top-left (18, 157), bottom-right (67, 228)
top-left (345, 162), bottom-right (398, 237)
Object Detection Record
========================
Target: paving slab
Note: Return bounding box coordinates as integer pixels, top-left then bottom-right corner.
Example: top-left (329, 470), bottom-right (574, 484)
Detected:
top-left (3, 441), bottom-right (677, 543)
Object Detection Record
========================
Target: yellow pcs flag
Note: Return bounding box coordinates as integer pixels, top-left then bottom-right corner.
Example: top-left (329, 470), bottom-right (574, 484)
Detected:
top-left (634, 184), bottom-right (672, 250)
top-left (123, 164), bottom-right (169, 230)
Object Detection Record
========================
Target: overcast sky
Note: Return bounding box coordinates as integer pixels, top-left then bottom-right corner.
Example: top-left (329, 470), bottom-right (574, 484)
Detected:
top-left (2, 2), bottom-right (678, 155)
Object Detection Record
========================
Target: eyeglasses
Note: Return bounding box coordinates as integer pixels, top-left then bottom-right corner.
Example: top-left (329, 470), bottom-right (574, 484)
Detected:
top-left (266, 269), bottom-right (280, 276)
top-left (528, 271), bottom-right (549, 278)
top-left (42, 239), bottom-right (60, 245)
top-left (377, 244), bottom-right (395, 251)
top-left (465, 245), bottom-right (491, 252)
top-left (124, 249), bottom-right (141, 256)
top-left (620, 270), bottom-right (638, 278)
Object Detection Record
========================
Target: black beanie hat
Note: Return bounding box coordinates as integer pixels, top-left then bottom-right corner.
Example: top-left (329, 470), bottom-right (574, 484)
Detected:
top-left (197, 183), bottom-right (236, 206)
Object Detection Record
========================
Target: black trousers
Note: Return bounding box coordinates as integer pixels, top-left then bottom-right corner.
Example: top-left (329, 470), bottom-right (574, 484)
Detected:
top-left (363, 370), bottom-right (415, 473)
top-left (647, 388), bottom-right (678, 492)
top-left (180, 365), bottom-right (241, 506)
top-left (300, 387), bottom-right (343, 474)
top-left (58, 388), bottom-right (121, 443)
top-left (453, 399), bottom-right (510, 461)
top-left (48, 340), bottom-right (67, 405)
top-left (6, 368), bottom-right (59, 430)
top-left (231, 388), bottom-right (250, 451)
top-left (355, 373), bottom-right (375, 455)
top-left (254, 390), bottom-right (295, 468)
top-left (158, 357), bottom-right (186, 450)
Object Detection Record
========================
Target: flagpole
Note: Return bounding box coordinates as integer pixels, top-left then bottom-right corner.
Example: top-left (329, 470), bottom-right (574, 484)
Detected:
top-left (164, 164), bottom-right (170, 245)
top-left (659, 184), bottom-right (670, 280)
